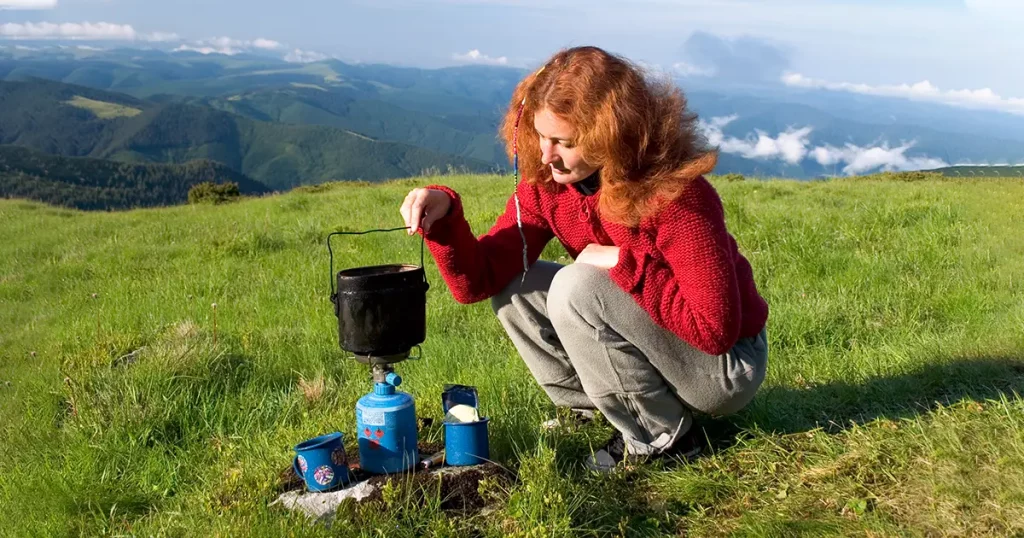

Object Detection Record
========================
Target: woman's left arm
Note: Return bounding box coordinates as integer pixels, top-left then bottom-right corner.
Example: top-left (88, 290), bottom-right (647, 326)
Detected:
top-left (608, 181), bottom-right (743, 355)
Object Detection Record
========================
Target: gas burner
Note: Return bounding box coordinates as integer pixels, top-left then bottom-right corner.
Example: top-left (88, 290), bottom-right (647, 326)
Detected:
top-left (351, 350), bottom-right (412, 366)
top-left (326, 228), bottom-right (428, 475)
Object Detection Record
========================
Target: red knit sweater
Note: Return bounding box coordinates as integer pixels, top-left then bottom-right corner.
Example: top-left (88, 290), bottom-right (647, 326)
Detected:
top-left (422, 177), bottom-right (768, 355)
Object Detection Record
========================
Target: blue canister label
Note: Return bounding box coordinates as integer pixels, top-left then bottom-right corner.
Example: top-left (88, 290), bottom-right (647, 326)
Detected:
top-left (356, 403), bottom-right (418, 472)
top-left (359, 407), bottom-right (386, 426)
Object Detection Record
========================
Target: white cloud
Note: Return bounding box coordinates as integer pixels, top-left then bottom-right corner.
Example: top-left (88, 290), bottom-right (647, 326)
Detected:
top-left (284, 48), bottom-right (328, 63)
top-left (174, 36), bottom-right (288, 56)
top-left (700, 115), bottom-right (948, 175)
top-left (706, 115), bottom-right (738, 130)
top-left (701, 115), bottom-right (811, 164)
top-left (0, 0), bottom-right (56, 9)
top-left (144, 31), bottom-right (180, 42)
top-left (810, 143), bottom-right (947, 175)
top-left (672, 61), bottom-right (715, 77)
top-left (947, 161), bottom-right (1024, 168)
top-left (172, 38), bottom-right (329, 62)
top-left (452, 49), bottom-right (508, 65)
top-left (782, 72), bottom-right (1024, 116)
top-left (173, 44), bottom-right (234, 56)
top-left (0, 27), bottom-right (311, 60)
top-left (175, 38), bottom-right (243, 56)
top-left (0, 22), bottom-right (175, 43)
top-left (196, 36), bottom-right (246, 55)
top-left (252, 38), bottom-right (282, 50)
top-left (0, 21), bottom-right (137, 40)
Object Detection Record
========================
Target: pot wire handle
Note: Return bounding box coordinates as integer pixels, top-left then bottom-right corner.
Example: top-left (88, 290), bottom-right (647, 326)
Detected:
top-left (326, 226), bottom-right (427, 301)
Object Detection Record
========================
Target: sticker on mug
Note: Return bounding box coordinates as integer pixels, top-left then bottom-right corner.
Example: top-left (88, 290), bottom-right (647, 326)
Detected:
top-left (297, 455), bottom-right (308, 474)
top-left (313, 465), bottom-right (335, 486)
top-left (331, 448), bottom-right (347, 466)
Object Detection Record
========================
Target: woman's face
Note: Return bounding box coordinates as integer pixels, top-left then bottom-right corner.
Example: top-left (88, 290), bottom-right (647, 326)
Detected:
top-left (534, 108), bottom-right (599, 185)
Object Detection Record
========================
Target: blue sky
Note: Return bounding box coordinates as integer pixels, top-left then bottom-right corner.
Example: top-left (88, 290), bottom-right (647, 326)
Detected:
top-left (2, 0), bottom-right (1023, 101)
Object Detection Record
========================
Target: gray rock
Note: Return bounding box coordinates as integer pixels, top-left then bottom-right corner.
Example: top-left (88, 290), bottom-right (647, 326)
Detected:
top-left (272, 463), bottom-right (503, 523)
top-left (271, 481), bottom-right (377, 522)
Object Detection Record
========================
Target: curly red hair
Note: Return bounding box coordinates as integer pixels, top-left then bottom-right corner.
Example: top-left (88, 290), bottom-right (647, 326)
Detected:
top-left (500, 46), bottom-right (717, 227)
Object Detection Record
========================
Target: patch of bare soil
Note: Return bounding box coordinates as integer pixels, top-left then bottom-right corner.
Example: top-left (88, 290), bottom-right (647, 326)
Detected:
top-left (277, 441), bottom-right (510, 513)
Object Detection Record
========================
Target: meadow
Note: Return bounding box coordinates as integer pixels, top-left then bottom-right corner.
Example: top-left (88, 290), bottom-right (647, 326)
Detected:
top-left (1, 174), bottom-right (1023, 536)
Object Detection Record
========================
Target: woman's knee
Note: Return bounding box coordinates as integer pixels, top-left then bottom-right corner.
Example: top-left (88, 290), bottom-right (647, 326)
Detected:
top-left (547, 263), bottom-right (609, 323)
top-left (691, 331), bottom-right (768, 416)
top-left (491, 261), bottom-right (563, 319)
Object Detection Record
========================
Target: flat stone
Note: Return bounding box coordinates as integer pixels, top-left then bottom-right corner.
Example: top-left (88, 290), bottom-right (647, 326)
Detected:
top-left (271, 480), bottom-right (377, 521)
top-left (272, 462), bottom-right (506, 522)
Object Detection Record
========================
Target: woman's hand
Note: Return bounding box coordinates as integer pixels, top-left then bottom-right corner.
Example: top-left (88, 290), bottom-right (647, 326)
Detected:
top-left (400, 188), bottom-right (452, 235)
top-left (575, 244), bottom-right (620, 269)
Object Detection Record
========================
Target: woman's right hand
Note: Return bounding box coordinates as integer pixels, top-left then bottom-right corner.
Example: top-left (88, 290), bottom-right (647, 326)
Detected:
top-left (400, 188), bottom-right (452, 235)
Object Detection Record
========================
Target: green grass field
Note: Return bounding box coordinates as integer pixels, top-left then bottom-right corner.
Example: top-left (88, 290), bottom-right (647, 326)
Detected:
top-left (63, 95), bottom-right (143, 119)
top-left (2, 175), bottom-right (1023, 537)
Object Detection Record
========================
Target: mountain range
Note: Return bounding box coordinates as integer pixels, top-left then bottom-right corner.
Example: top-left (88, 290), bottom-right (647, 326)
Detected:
top-left (0, 77), bottom-right (494, 191)
top-left (1, 44), bottom-right (1023, 209)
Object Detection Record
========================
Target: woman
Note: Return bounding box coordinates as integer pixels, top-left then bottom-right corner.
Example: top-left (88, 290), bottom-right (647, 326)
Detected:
top-left (399, 46), bottom-right (768, 471)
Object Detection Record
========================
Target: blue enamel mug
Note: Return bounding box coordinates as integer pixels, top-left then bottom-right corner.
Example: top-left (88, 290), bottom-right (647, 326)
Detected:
top-left (293, 432), bottom-right (350, 492)
top-left (444, 418), bottom-right (490, 466)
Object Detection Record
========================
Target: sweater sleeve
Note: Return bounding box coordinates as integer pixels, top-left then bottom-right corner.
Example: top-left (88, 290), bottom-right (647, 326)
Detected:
top-left (608, 179), bottom-right (743, 355)
top-left (421, 182), bottom-right (554, 304)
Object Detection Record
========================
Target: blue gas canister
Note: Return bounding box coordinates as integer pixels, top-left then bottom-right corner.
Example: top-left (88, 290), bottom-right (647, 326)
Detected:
top-left (355, 372), bottom-right (419, 474)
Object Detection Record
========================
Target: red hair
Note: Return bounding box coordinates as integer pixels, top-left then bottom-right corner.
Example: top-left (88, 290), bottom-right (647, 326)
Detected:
top-left (500, 46), bottom-right (717, 227)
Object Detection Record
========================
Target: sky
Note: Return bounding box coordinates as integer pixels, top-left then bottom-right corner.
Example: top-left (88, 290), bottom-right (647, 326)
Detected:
top-left (2, 0), bottom-right (1024, 115)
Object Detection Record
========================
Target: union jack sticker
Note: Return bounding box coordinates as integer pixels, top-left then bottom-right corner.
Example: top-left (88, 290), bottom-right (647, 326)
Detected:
top-left (313, 465), bottom-right (335, 486)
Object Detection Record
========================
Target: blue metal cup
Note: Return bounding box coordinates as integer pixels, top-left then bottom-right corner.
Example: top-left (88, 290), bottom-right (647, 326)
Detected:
top-left (293, 432), bottom-right (350, 492)
top-left (444, 418), bottom-right (490, 466)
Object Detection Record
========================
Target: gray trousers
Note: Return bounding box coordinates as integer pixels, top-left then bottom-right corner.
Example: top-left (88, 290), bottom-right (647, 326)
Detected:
top-left (491, 261), bottom-right (768, 455)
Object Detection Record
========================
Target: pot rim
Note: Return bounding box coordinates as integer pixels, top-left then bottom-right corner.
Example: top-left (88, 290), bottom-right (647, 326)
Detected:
top-left (337, 263), bottom-right (422, 279)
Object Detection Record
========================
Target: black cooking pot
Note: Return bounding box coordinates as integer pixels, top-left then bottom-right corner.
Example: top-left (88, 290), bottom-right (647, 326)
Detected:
top-left (327, 228), bottom-right (429, 358)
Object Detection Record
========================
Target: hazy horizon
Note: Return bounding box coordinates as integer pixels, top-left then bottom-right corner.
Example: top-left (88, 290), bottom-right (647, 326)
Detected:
top-left (2, 0), bottom-right (1023, 118)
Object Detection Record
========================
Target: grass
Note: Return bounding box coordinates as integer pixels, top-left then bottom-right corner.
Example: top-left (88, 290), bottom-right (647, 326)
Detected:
top-left (63, 95), bottom-right (143, 119)
top-left (1, 174), bottom-right (1023, 536)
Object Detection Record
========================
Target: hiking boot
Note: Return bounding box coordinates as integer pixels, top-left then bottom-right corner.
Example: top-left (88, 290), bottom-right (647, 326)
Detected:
top-left (540, 408), bottom-right (596, 432)
top-left (585, 427), bottom-right (703, 473)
